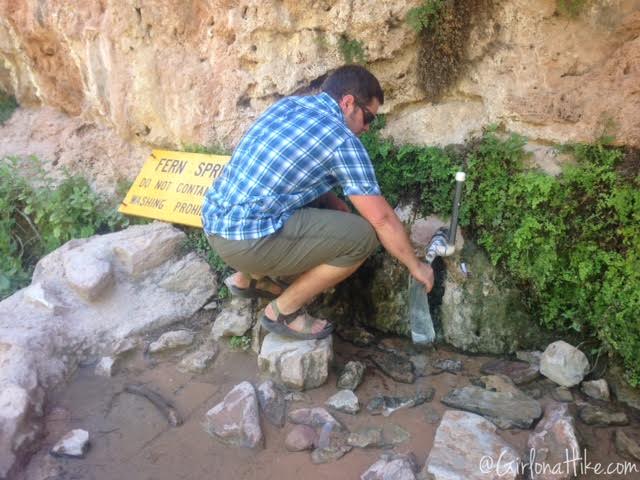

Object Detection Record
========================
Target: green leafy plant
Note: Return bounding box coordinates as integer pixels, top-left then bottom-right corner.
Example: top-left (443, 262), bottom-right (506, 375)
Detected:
top-left (338, 36), bottom-right (367, 64)
top-left (229, 335), bottom-right (251, 351)
top-left (181, 143), bottom-right (230, 156)
top-left (0, 156), bottom-right (130, 298)
top-left (406, 0), bottom-right (446, 33)
top-left (0, 90), bottom-right (18, 125)
top-left (557, 0), bottom-right (589, 17)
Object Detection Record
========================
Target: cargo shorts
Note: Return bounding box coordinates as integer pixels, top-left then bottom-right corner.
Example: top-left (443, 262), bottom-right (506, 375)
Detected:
top-left (207, 208), bottom-right (379, 277)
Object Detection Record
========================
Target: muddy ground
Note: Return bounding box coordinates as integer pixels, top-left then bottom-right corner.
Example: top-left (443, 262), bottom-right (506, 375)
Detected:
top-left (17, 321), bottom-right (640, 480)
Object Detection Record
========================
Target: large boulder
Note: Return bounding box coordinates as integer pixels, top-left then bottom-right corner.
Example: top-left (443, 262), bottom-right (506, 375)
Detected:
top-left (540, 341), bottom-right (590, 387)
top-left (0, 222), bottom-right (216, 476)
top-left (258, 333), bottom-right (333, 391)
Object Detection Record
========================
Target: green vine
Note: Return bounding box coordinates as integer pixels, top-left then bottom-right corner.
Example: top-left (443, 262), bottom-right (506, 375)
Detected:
top-left (338, 36), bottom-right (367, 64)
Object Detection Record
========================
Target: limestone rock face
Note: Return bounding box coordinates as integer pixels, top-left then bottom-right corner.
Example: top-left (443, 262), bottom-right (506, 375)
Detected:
top-left (1, 1), bottom-right (638, 191)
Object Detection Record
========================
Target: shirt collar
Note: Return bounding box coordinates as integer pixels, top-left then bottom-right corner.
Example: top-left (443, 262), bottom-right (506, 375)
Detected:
top-left (312, 92), bottom-right (346, 124)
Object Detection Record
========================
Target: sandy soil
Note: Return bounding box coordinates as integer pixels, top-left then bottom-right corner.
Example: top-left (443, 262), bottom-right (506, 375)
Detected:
top-left (17, 325), bottom-right (640, 480)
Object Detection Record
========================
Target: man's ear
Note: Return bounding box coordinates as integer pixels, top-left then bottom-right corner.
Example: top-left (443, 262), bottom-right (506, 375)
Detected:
top-left (339, 94), bottom-right (356, 113)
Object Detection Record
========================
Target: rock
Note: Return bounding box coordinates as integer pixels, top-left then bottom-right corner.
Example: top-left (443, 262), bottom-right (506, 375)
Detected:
top-left (361, 452), bottom-right (419, 480)
top-left (367, 390), bottom-right (433, 417)
top-left (250, 315), bottom-right (267, 354)
top-left (540, 341), bottom-right (590, 387)
top-left (94, 357), bottom-right (115, 377)
top-left (335, 324), bottom-right (376, 347)
top-left (473, 374), bottom-right (523, 396)
top-left (23, 283), bottom-right (63, 313)
top-left (369, 350), bottom-right (415, 384)
top-left (423, 405), bottom-right (441, 424)
top-left (581, 379), bottom-right (610, 401)
top-left (422, 410), bottom-right (520, 480)
top-left (527, 403), bottom-right (580, 480)
top-left (516, 350), bottom-right (543, 366)
top-left (605, 365), bottom-right (640, 411)
top-left (433, 359), bottom-right (463, 374)
top-left (552, 387), bottom-right (574, 403)
top-left (577, 405), bottom-right (629, 427)
top-left (148, 330), bottom-right (195, 353)
top-left (614, 430), bottom-right (640, 461)
top-left (381, 423), bottom-right (410, 447)
top-left (337, 361), bottom-right (365, 391)
top-left (50, 429), bottom-right (90, 458)
top-left (211, 298), bottom-right (253, 340)
top-left (63, 247), bottom-right (113, 301)
top-left (441, 385), bottom-right (542, 429)
top-left (326, 390), bottom-right (359, 414)
top-left (311, 446), bottom-right (352, 464)
top-left (256, 380), bottom-right (287, 428)
top-left (285, 425), bottom-right (316, 452)
top-left (112, 338), bottom-right (138, 357)
top-left (409, 354), bottom-right (429, 377)
top-left (480, 358), bottom-right (540, 385)
top-left (348, 427), bottom-right (384, 448)
top-left (288, 407), bottom-right (343, 431)
top-left (258, 333), bottom-right (333, 391)
top-left (203, 301), bottom-right (218, 310)
top-left (204, 382), bottom-right (262, 448)
top-left (177, 341), bottom-right (219, 373)
top-left (284, 391), bottom-right (312, 404)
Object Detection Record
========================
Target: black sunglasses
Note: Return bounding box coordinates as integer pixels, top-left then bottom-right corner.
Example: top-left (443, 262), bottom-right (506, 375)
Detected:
top-left (354, 98), bottom-right (376, 126)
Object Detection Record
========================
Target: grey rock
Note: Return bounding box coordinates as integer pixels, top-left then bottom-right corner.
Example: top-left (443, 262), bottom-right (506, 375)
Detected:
top-left (552, 387), bottom-right (574, 403)
top-left (204, 381), bottom-right (262, 448)
top-left (540, 341), bottom-right (590, 387)
top-left (177, 341), bottom-right (218, 373)
top-left (361, 453), bottom-right (419, 480)
top-left (311, 445), bottom-right (352, 464)
top-left (23, 283), bottom-right (63, 313)
top-left (382, 423), bottom-right (410, 446)
top-left (211, 298), bottom-right (253, 340)
top-left (63, 247), bottom-right (113, 301)
top-left (367, 389), bottom-right (433, 417)
top-left (614, 430), bottom-right (640, 461)
top-left (441, 385), bottom-right (542, 429)
top-left (423, 405), bottom-right (441, 424)
top-left (94, 357), bottom-right (115, 377)
top-left (433, 358), bottom-right (463, 373)
top-left (472, 374), bottom-right (523, 396)
top-left (326, 390), bottom-right (359, 414)
top-left (606, 365), bottom-right (640, 411)
top-left (527, 403), bottom-right (580, 480)
top-left (422, 410), bottom-right (521, 480)
top-left (409, 354), bottom-right (429, 376)
top-left (581, 379), bottom-right (610, 401)
top-left (148, 330), bottom-right (195, 353)
top-left (250, 314), bottom-right (267, 354)
top-left (203, 300), bottom-right (218, 310)
top-left (480, 358), bottom-right (540, 385)
top-left (335, 324), bottom-right (376, 347)
top-left (284, 391), bottom-right (312, 404)
top-left (112, 338), bottom-right (138, 357)
top-left (288, 407), bottom-right (343, 430)
top-left (257, 380), bottom-right (287, 427)
top-left (577, 405), bottom-right (629, 427)
top-left (369, 349), bottom-right (415, 384)
top-left (347, 427), bottom-right (384, 448)
top-left (337, 361), bottom-right (365, 391)
top-left (285, 425), bottom-right (316, 452)
top-left (258, 333), bottom-right (333, 391)
top-left (516, 350), bottom-right (543, 366)
top-left (50, 429), bottom-right (90, 458)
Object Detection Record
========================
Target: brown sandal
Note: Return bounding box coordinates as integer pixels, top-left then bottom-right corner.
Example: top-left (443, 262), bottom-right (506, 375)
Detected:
top-left (260, 301), bottom-right (333, 340)
top-left (224, 276), bottom-right (285, 300)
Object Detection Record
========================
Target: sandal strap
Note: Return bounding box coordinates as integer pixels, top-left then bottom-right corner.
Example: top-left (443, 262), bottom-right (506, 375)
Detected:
top-left (270, 300), bottom-right (304, 324)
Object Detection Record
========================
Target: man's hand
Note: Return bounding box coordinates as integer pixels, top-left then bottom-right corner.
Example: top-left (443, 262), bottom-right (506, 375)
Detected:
top-left (411, 262), bottom-right (434, 293)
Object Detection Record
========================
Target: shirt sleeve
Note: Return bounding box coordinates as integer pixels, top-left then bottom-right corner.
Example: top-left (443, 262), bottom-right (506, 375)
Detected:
top-left (331, 136), bottom-right (382, 196)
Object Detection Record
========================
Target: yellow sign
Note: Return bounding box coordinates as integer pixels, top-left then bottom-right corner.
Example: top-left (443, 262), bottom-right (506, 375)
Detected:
top-left (119, 149), bottom-right (230, 227)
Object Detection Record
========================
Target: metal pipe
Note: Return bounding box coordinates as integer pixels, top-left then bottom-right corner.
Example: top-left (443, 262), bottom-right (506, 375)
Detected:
top-left (448, 172), bottom-right (466, 246)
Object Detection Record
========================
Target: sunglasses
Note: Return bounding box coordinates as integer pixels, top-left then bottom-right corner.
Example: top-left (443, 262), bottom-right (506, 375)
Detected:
top-left (354, 98), bottom-right (376, 126)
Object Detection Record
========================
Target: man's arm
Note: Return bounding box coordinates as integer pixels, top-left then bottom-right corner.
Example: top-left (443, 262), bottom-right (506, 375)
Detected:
top-left (350, 194), bottom-right (434, 291)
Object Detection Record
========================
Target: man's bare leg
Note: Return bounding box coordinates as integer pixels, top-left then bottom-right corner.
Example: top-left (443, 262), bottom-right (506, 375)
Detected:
top-left (264, 261), bottom-right (363, 334)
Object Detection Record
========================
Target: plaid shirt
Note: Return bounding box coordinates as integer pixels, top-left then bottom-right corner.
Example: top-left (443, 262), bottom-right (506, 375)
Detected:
top-left (202, 92), bottom-right (381, 240)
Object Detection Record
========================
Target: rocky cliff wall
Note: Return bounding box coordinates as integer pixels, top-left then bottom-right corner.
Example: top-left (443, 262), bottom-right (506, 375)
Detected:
top-left (1, 0), bottom-right (638, 161)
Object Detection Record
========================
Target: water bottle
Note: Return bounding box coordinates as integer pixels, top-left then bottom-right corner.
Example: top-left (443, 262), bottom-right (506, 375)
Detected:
top-left (408, 275), bottom-right (435, 345)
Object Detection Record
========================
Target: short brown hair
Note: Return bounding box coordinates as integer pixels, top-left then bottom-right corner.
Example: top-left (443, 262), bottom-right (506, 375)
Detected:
top-left (322, 65), bottom-right (384, 105)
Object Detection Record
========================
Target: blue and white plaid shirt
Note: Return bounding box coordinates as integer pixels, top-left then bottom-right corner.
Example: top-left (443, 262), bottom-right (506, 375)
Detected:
top-left (202, 92), bottom-right (381, 240)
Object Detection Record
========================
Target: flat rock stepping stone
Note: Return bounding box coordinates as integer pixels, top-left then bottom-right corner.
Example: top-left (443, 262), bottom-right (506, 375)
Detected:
top-left (258, 334), bottom-right (333, 391)
top-left (361, 452), bottom-right (420, 480)
top-left (382, 423), bottom-right (410, 446)
top-left (581, 379), bottom-right (610, 401)
top-left (288, 407), bottom-right (343, 430)
top-left (366, 389), bottom-right (433, 417)
top-left (441, 385), bottom-right (542, 429)
top-left (204, 381), bottom-right (262, 448)
top-left (285, 425), bottom-right (316, 452)
top-left (148, 330), bottom-right (195, 353)
top-left (257, 380), bottom-right (287, 427)
top-left (337, 361), bottom-right (365, 390)
top-left (552, 386), bottom-right (574, 403)
top-left (369, 349), bottom-right (415, 384)
top-left (50, 429), bottom-right (90, 458)
top-left (577, 405), bottom-right (629, 427)
top-left (326, 390), bottom-right (359, 414)
top-left (614, 430), bottom-right (640, 461)
top-left (527, 402), bottom-right (580, 480)
top-left (433, 359), bottom-right (463, 373)
top-left (422, 410), bottom-right (520, 480)
top-left (540, 341), bottom-right (589, 387)
top-left (480, 359), bottom-right (540, 385)
top-left (311, 445), bottom-right (352, 464)
top-left (347, 427), bottom-right (384, 448)
top-left (177, 341), bottom-right (219, 373)
top-left (211, 298), bottom-right (253, 340)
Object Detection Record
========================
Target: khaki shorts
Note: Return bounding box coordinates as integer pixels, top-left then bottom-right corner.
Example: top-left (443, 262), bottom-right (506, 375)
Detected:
top-left (207, 208), bottom-right (379, 276)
